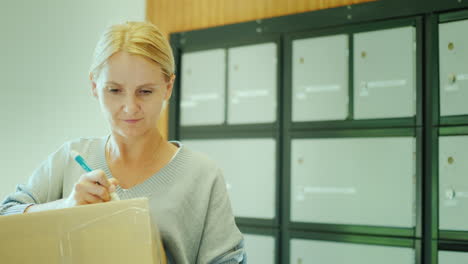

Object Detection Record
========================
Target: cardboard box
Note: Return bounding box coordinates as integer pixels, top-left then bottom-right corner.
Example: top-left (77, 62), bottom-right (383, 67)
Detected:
top-left (0, 198), bottom-right (164, 264)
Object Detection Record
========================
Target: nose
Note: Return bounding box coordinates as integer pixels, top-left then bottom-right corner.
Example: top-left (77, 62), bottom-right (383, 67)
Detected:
top-left (122, 94), bottom-right (140, 114)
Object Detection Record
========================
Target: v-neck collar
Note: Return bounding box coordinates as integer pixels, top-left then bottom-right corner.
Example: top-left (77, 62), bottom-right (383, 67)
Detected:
top-left (98, 134), bottom-right (184, 198)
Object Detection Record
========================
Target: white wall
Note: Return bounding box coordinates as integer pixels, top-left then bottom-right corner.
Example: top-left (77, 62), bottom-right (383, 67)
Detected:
top-left (0, 0), bottom-right (145, 200)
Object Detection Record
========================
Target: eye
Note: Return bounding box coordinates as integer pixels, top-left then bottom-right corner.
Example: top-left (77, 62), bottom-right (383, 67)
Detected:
top-left (139, 90), bottom-right (153, 95)
top-left (107, 88), bottom-right (121, 93)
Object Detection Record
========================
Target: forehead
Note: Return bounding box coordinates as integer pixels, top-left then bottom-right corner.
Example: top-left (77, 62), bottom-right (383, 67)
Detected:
top-left (99, 51), bottom-right (164, 84)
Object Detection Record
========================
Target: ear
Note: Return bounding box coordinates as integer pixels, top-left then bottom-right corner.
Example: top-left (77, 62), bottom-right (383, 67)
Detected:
top-left (89, 72), bottom-right (98, 98)
top-left (164, 74), bottom-right (176, 101)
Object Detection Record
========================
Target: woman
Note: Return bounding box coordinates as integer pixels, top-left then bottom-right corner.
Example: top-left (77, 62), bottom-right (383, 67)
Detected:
top-left (0, 21), bottom-right (245, 264)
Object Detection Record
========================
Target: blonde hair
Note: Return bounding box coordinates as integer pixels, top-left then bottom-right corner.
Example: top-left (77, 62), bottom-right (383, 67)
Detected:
top-left (90, 21), bottom-right (175, 81)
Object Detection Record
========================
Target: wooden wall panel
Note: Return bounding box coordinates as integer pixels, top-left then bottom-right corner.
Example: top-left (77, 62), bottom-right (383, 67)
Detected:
top-left (147, 0), bottom-right (375, 34)
top-left (147, 0), bottom-right (376, 139)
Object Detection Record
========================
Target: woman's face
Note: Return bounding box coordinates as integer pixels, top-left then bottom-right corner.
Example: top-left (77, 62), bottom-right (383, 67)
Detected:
top-left (91, 51), bottom-right (173, 138)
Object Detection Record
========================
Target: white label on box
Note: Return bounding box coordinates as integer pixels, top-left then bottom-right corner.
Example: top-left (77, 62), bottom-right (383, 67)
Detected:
top-left (295, 185), bottom-right (357, 201)
top-left (457, 73), bottom-right (468, 81)
top-left (304, 84), bottom-right (341, 93)
top-left (367, 79), bottom-right (407, 89)
top-left (190, 93), bottom-right (220, 101)
top-left (295, 92), bottom-right (307, 100)
top-left (235, 89), bottom-right (269, 98)
top-left (181, 100), bottom-right (197, 108)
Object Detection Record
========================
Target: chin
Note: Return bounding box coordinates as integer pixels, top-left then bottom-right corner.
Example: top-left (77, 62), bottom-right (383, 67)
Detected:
top-left (114, 126), bottom-right (148, 138)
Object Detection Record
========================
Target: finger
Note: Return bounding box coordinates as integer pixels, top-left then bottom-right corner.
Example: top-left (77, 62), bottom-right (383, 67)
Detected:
top-left (109, 178), bottom-right (119, 186)
top-left (84, 170), bottom-right (111, 188)
top-left (108, 178), bottom-right (119, 192)
top-left (83, 193), bottom-right (104, 204)
top-left (81, 181), bottom-right (111, 201)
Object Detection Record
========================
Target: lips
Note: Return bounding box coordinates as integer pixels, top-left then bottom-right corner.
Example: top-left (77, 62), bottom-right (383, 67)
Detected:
top-left (123, 118), bottom-right (142, 124)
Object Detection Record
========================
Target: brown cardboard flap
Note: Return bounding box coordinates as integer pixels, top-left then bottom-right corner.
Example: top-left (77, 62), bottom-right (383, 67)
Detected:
top-left (0, 198), bottom-right (164, 264)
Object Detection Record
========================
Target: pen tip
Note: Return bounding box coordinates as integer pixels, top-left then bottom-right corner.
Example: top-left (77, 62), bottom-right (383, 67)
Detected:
top-left (70, 150), bottom-right (80, 160)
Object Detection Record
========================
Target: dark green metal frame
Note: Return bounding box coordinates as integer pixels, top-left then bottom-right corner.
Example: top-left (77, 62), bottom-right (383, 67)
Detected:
top-left (168, 0), bottom-right (468, 263)
top-left (438, 9), bottom-right (468, 127)
top-left (438, 127), bottom-right (468, 246)
top-left (434, 8), bottom-right (468, 260)
top-left (239, 226), bottom-right (280, 263)
top-left (287, 231), bottom-right (420, 263)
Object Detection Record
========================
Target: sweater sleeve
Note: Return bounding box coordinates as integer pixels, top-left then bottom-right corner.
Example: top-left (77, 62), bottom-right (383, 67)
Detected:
top-left (197, 168), bottom-right (245, 264)
top-left (0, 142), bottom-right (69, 215)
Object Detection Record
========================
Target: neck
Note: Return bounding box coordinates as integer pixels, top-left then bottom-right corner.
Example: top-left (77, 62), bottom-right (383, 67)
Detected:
top-left (106, 129), bottom-right (165, 165)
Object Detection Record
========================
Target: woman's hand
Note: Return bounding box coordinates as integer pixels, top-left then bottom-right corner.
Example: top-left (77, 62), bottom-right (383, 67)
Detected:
top-left (23, 170), bottom-right (119, 213)
top-left (64, 169), bottom-right (119, 207)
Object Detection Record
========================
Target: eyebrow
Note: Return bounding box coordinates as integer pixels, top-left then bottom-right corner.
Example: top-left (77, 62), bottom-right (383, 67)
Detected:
top-left (105, 81), bottom-right (161, 88)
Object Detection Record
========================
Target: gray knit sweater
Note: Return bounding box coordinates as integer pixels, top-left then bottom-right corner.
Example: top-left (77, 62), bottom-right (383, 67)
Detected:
top-left (0, 136), bottom-right (245, 264)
